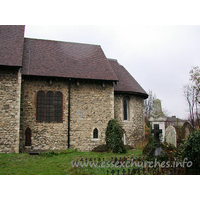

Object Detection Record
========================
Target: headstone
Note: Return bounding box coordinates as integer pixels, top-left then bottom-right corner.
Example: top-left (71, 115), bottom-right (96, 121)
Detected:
top-left (148, 99), bottom-right (167, 141)
top-left (151, 124), bottom-right (162, 147)
top-left (150, 124), bottom-right (164, 156)
top-left (165, 126), bottom-right (177, 147)
top-left (181, 121), bottom-right (194, 140)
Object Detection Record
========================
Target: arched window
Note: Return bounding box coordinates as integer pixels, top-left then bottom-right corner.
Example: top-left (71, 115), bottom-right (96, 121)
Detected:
top-left (93, 128), bottom-right (98, 139)
top-left (25, 127), bottom-right (31, 146)
top-left (36, 91), bottom-right (63, 123)
top-left (123, 97), bottom-right (129, 121)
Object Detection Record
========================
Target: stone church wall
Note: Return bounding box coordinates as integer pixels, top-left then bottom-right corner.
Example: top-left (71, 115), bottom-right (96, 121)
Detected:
top-left (20, 77), bottom-right (114, 152)
top-left (70, 81), bottom-right (114, 151)
top-left (20, 77), bottom-right (69, 152)
top-left (0, 67), bottom-right (21, 153)
top-left (114, 94), bottom-right (145, 146)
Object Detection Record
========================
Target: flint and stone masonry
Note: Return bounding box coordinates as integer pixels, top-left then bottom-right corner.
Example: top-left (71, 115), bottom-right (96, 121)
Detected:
top-left (20, 78), bottom-right (115, 152)
top-left (20, 77), bottom-right (69, 152)
top-left (70, 81), bottom-right (114, 151)
top-left (19, 76), bottom-right (145, 152)
top-left (0, 68), bottom-right (21, 153)
top-left (114, 94), bottom-right (145, 146)
top-left (0, 25), bottom-right (148, 153)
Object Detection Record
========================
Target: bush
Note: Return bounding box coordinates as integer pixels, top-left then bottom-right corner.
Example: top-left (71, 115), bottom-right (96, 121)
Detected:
top-left (105, 119), bottom-right (127, 153)
top-left (183, 130), bottom-right (200, 174)
top-left (143, 125), bottom-right (155, 156)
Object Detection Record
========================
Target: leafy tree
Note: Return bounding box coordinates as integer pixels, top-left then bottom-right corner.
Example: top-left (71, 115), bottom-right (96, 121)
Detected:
top-left (183, 130), bottom-right (200, 174)
top-left (105, 119), bottom-right (127, 153)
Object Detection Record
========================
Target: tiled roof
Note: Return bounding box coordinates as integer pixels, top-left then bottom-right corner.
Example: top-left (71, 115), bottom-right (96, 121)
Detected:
top-left (22, 38), bottom-right (118, 81)
top-left (0, 25), bottom-right (148, 97)
top-left (109, 59), bottom-right (148, 98)
top-left (0, 25), bottom-right (25, 66)
top-left (166, 116), bottom-right (186, 122)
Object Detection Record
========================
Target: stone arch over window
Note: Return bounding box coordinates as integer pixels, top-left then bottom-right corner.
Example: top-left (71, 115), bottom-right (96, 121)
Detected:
top-left (93, 128), bottom-right (98, 139)
top-left (25, 127), bottom-right (32, 146)
top-left (123, 96), bottom-right (130, 121)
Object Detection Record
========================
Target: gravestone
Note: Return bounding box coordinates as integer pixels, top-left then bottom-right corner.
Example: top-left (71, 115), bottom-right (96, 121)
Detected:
top-left (165, 126), bottom-right (177, 147)
top-left (152, 124), bottom-right (162, 147)
top-left (148, 99), bottom-right (167, 141)
top-left (150, 124), bottom-right (164, 156)
top-left (181, 121), bottom-right (194, 140)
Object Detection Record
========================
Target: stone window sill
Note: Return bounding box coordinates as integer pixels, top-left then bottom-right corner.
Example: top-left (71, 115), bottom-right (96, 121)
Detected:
top-left (91, 138), bottom-right (101, 141)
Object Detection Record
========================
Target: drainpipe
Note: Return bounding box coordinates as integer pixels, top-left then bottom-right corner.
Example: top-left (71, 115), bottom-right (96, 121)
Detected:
top-left (68, 78), bottom-right (71, 149)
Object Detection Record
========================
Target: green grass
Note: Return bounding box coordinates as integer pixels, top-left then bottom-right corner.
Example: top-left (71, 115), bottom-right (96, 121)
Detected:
top-left (0, 149), bottom-right (143, 175)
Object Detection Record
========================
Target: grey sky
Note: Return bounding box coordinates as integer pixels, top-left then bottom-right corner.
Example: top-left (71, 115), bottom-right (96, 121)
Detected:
top-left (24, 25), bottom-right (200, 119)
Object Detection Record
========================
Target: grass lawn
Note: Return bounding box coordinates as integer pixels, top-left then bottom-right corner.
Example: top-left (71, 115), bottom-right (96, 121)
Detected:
top-left (0, 148), bottom-right (143, 175)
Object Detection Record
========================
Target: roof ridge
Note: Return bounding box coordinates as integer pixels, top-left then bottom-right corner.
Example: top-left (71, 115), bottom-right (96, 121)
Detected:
top-left (24, 37), bottom-right (100, 47)
top-left (107, 58), bottom-right (118, 61)
top-left (108, 59), bottom-right (148, 98)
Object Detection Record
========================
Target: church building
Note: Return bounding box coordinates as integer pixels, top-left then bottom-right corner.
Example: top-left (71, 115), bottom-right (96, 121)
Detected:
top-left (0, 25), bottom-right (148, 153)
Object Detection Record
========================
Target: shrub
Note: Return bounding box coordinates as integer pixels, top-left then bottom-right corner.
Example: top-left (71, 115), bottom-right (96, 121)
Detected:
top-left (183, 130), bottom-right (200, 174)
top-left (105, 119), bottom-right (127, 153)
top-left (143, 125), bottom-right (155, 156)
top-left (145, 123), bottom-right (150, 140)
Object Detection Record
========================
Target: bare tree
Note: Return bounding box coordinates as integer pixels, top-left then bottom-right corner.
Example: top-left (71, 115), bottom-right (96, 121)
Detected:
top-left (189, 66), bottom-right (200, 127)
top-left (144, 90), bottom-right (157, 117)
top-left (183, 84), bottom-right (195, 127)
top-left (162, 107), bottom-right (170, 117)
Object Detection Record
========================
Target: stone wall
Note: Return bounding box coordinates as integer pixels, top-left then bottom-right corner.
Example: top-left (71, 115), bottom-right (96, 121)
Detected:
top-left (20, 77), bottom-right (114, 152)
top-left (114, 94), bottom-right (145, 146)
top-left (20, 77), bottom-right (69, 152)
top-left (0, 67), bottom-right (21, 153)
top-left (70, 81), bottom-right (114, 151)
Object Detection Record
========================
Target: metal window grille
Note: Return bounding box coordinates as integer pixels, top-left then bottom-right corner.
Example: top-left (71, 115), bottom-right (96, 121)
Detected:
top-left (36, 91), bottom-right (63, 123)
top-left (46, 91), bottom-right (54, 123)
top-left (54, 92), bottom-right (63, 122)
top-left (37, 91), bottom-right (45, 122)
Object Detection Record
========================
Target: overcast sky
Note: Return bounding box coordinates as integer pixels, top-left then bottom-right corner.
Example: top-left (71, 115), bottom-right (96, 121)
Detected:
top-left (24, 25), bottom-right (200, 119)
